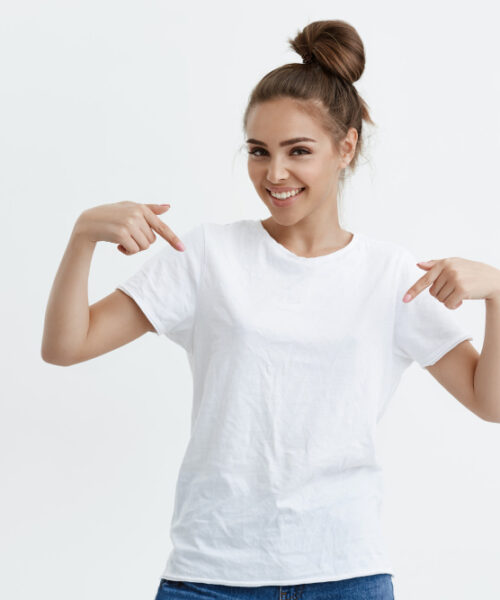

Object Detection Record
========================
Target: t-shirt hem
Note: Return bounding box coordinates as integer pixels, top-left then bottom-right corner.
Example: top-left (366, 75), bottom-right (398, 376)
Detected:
top-left (419, 333), bottom-right (473, 367)
top-left (160, 566), bottom-right (396, 587)
top-left (115, 284), bottom-right (163, 336)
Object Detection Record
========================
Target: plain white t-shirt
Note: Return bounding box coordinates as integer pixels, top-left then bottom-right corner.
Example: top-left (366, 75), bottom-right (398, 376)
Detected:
top-left (116, 219), bottom-right (473, 587)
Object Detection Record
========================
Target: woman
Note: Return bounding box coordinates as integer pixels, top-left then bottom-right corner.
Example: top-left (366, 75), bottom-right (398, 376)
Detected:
top-left (42, 19), bottom-right (500, 600)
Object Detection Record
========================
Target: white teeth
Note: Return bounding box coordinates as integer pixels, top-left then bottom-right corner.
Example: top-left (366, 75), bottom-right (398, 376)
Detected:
top-left (269, 188), bottom-right (304, 199)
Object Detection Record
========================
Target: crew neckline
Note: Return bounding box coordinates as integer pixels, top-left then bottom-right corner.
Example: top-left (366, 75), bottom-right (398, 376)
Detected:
top-left (254, 219), bottom-right (361, 263)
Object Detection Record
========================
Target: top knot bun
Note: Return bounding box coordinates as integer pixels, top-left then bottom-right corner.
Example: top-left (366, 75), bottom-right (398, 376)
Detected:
top-left (288, 19), bottom-right (365, 85)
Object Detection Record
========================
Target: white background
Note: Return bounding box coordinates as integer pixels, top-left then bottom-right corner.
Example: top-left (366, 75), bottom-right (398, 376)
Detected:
top-left (1, 1), bottom-right (499, 599)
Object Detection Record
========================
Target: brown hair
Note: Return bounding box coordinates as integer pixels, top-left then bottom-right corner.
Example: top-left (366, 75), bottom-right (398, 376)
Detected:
top-left (242, 19), bottom-right (375, 195)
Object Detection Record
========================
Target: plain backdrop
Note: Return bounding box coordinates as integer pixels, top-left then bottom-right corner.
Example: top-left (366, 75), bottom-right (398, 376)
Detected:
top-left (1, 1), bottom-right (499, 599)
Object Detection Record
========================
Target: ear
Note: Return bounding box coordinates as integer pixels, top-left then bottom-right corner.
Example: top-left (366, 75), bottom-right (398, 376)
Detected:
top-left (340, 127), bottom-right (358, 166)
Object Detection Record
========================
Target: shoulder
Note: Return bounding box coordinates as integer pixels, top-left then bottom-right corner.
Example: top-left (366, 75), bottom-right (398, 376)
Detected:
top-left (201, 219), bottom-right (255, 246)
top-left (202, 219), bottom-right (253, 235)
top-left (358, 231), bottom-right (406, 254)
top-left (177, 220), bottom-right (246, 250)
top-left (357, 231), bottom-right (411, 270)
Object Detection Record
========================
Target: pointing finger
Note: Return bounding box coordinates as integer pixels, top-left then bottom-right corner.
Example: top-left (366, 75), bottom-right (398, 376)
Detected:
top-left (402, 262), bottom-right (440, 302)
top-left (142, 205), bottom-right (185, 251)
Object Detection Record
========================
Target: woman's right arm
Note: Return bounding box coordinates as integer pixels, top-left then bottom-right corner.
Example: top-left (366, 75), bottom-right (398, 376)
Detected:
top-left (41, 201), bottom-right (184, 366)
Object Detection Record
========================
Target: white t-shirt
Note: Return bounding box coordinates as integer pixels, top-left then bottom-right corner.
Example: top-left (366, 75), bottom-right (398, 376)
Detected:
top-left (116, 219), bottom-right (473, 587)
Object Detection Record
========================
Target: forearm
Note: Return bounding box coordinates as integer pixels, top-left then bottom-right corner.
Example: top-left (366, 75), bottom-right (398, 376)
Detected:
top-left (41, 220), bottom-right (97, 365)
top-left (473, 296), bottom-right (500, 422)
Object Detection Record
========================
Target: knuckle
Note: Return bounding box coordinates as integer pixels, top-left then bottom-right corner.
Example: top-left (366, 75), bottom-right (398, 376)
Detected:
top-left (117, 225), bottom-right (129, 239)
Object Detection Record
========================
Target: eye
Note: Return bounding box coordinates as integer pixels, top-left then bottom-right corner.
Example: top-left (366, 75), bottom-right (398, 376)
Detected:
top-left (247, 147), bottom-right (311, 157)
top-left (247, 147), bottom-right (266, 157)
top-left (291, 147), bottom-right (311, 155)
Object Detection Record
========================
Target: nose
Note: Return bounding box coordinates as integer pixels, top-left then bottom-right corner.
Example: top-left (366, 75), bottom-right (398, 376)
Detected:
top-left (266, 157), bottom-right (288, 183)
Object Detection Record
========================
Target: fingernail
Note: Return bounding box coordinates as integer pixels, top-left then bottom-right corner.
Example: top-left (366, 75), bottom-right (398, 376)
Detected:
top-left (403, 293), bottom-right (412, 302)
top-left (177, 241), bottom-right (185, 251)
top-left (160, 203), bottom-right (170, 207)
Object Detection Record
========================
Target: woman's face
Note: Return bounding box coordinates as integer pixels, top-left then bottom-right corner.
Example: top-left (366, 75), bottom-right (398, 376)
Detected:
top-left (246, 97), bottom-right (357, 224)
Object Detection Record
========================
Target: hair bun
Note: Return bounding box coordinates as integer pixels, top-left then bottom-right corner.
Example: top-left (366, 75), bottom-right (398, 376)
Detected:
top-left (289, 19), bottom-right (365, 84)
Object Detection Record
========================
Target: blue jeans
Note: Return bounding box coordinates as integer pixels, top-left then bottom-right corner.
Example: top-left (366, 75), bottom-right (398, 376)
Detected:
top-left (154, 574), bottom-right (394, 600)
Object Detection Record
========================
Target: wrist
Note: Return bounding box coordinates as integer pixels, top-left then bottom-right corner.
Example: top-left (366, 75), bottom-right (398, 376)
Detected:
top-left (71, 213), bottom-right (96, 247)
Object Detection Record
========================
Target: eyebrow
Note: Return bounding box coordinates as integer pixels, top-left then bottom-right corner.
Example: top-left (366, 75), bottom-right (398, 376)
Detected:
top-left (246, 137), bottom-right (317, 147)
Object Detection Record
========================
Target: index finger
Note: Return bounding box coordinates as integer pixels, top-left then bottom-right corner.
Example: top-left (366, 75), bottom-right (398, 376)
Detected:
top-left (143, 206), bottom-right (185, 251)
top-left (402, 270), bottom-right (438, 302)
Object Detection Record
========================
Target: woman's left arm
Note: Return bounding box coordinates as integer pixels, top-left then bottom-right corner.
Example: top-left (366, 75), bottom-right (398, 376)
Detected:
top-left (403, 257), bottom-right (500, 423)
top-left (473, 295), bottom-right (500, 422)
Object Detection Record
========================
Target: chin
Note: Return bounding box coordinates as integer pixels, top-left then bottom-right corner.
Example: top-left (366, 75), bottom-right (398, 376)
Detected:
top-left (268, 210), bottom-right (305, 227)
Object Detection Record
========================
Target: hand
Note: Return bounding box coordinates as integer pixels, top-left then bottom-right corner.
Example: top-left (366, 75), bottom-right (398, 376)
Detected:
top-left (73, 201), bottom-right (185, 254)
top-left (402, 257), bottom-right (500, 309)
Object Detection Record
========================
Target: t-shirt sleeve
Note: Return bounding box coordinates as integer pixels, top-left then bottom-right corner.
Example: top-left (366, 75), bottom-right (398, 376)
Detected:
top-left (393, 248), bottom-right (474, 368)
top-left (115, 222), bottom-right (205, 351)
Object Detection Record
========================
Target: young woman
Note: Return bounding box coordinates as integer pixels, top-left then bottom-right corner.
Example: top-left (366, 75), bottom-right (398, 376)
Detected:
top-left (42, 19), bottom-right (500, 600)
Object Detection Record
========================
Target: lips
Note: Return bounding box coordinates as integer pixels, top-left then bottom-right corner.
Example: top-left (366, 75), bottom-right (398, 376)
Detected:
top-left (266, 187), bottom-right (305, 207)
top-left (266, 187), bottom-right (306, 195)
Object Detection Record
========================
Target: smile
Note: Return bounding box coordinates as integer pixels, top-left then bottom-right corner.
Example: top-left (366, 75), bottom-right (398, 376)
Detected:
top-left (266, 187), bottom-right (306, 207)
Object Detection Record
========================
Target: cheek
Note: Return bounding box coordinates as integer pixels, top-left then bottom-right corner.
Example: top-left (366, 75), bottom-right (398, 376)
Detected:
top-left (306, 159), bottom-right (326, 176)
top-left (247, 162), bottom-right (260, 182)
top-left (297, 157), bottom-right (322, 175)
top-left (247, 163), bottom-right (271, 191)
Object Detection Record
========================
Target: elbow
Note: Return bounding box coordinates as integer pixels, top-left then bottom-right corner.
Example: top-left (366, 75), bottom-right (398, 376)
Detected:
top-left (40, 346), bottom-right (75, 367)
top-left (476, 404), bottom-right (500, 424)
top-left (482, 414), bottom-right (500, 424)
